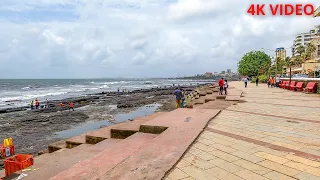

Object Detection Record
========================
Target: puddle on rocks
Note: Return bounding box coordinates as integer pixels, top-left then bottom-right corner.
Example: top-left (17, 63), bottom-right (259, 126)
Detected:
top-left (54, 103), bottom-right (161, 139)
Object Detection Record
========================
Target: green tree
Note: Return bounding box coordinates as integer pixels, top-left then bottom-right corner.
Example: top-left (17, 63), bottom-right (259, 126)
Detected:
top-left (296, 45), bottom-right (305, 56)
top-left (238, 51), bottom-right (272, 76)
top-left (284, 57), bottom-right (291, 67)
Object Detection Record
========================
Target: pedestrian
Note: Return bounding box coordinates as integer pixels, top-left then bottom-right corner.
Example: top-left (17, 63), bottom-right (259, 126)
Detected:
top-left (256, 77), bottom-right (259, 86)
top-left (224, 80), bottom-right (228, 95)
top-left (58, 103), bottom-right (64, 112)
top-left (35, 98), bottom-right (39, 109)
top-left (174, 87), bottom-right (182, 108)
top-left (271, 77), bottom-right (275, 88)
top-left (267, 76), bottom-right (271, 88)
top-left (69, 101), bottom-right (74, 111)
top-left (181, 89), bottom-right (185, 108)
top-left (218, 78), bottom-right (224, 95)
top-left (30, 100), bottom-right (34, 110)
top-left (276, 76), bottom-right (280, 88)
top-left (243, 77), bottom-right (248, 88)
top-left (46, 99), bottom-right (49, 108)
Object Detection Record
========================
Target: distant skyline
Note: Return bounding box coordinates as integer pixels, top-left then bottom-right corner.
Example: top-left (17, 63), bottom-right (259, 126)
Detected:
top-left (0, 0), bottom-right (319, 78)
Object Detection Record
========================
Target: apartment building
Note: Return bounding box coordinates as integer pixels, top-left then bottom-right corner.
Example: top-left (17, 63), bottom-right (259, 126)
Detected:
top-left (275, 47), bottom-right (286, 60)
top-left (292, 26), bottom-right (320, 56)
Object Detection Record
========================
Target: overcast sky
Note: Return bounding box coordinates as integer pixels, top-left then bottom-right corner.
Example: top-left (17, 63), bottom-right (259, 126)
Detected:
top-left (0, 0), bottom-right (319, 78)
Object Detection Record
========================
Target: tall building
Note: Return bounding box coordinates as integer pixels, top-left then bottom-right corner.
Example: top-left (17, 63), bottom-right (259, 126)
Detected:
top-left (293, 26), bottom-right (320, 56)
top-left (221, 71), bottom-right (226, 74)
top-left (227, 69), bottom-right (231, 74)
top-left (275, 47), bottom-right (286, 60)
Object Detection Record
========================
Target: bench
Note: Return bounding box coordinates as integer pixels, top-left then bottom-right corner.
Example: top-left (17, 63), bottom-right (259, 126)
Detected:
top-left (282, 81), bottom-right (289, 89)
top-left (279, 81), bottom-right (287, 88)
top-left (289, 81), bottom-right (297, 90)
top-left (293, 82), bottom-right (304, 91)
top-left (286, 81), bottom-right (296, 90)
top-left (304, 82), bottom-right (317, 93)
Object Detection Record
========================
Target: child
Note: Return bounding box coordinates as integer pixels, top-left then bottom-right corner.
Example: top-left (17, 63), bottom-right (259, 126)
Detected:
top-left (224, 80), bottom-right (228, 95)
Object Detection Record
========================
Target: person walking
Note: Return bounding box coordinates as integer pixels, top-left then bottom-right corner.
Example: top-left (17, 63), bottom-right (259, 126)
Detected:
top-left (218, 78), bottom-right (224, 95)
top-left (174, 87), bottom-right (182, 108)
top-left (243, 77), bottom-right (248, 88)
top-left (276, 76), bottom-right (280, 88)
top-left (224, 80), bottom-right (228, 95)
top-left (255, 77), bottom-right (259, 86)
top-left (69, 101), bottom-right (74, 111)
top-left (267, 76), bottom-right (271, 88)
top-left (271, 77), bottom-right (275, 88)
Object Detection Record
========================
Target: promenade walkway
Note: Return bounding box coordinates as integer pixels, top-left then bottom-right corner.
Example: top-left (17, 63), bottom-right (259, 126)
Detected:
top-left (165, 82), bottom-right (320, 180)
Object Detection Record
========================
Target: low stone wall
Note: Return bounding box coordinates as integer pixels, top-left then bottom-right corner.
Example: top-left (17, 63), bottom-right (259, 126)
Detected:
top-left (280, 78), bottom-right (320, 93)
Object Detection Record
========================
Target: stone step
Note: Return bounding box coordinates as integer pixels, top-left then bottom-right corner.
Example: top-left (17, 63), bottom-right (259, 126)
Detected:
top-left (111, 112), bottom-right (167, 139)
top-left (100, 127), bottom-right (202, 180)
top-left (199, 91), bottom-right (207, 96)
top-left (216, 95), bottom-right (226, 99)
top-left (50, 133), bottom-right (158, 180)
top-left (1, 139), bottom-right (122, 180)
top-left (48, 140), bottom-right (66, 153)
top-left (86, 112), bottom-right (167, 144)
top-left (139, 108), bottom-right (220, 134)
top-left (194, 96), bottom-right (206, 105)
top-left (204, 94), bottom-right (216, 103)
top-left (65, 133), bottom-right (86, 148)
top-left (194, 99), bottom-right (236, 110)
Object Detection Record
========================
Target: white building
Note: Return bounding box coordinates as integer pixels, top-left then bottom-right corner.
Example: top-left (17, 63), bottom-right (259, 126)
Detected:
top-left (293, 26), bottom-right (320, 56)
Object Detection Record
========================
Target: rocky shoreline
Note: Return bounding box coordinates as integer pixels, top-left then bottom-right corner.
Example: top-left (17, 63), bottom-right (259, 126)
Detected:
top-left (0, 84), bottom-right (205, 168)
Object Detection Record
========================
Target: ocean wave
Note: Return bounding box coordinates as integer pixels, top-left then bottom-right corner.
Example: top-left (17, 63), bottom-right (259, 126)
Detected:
top-left (21, 86), bottom-right (31, 90)
top-left (99, 85), bottom-right (110, 89)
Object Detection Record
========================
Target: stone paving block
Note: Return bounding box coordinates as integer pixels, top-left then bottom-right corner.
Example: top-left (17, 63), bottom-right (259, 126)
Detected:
top-left (50, 133), bottom-right (157, 180)
top-left (263, 171), bottom-right (297, 180)
top-left (232, 159), bottom-right (272, 175)
top-left (285, 154), bottom-right (320, 167)
top-left (209, 150), bottom-right (240, 162)
top-left (284, 161), bottom-right (320, 177)
top-left (167, 168), bottom-right (189, 180)
top-left (209, 142), bottom-right (237, 153)
top-left (254, 152), bottom-right (290, 164)
top-left (180, 165), bottom-right (218, 180)
top-left (183, 156), bottom-right (215, 170)
top-left (176, 159), bottom-right (192, 168)
top-left (193, 142), bottom-right (211, 151)
top-left (208, 158), bottom-right (244, 173)
top-left (140, 108), bottom-right (220, 134)
top-left (258, 160), bottom-right (301, 177)
top-left (196, 151), bottom-right (217, 161)
top-left (295, 172), bottom-right (320, 180)
top-left (232, 151), bottom-right (264, 163)
top-left (235, 169), bottom-right (270, 180)
top-left (205, 167), bottom-right (244, 180)
top-left (100, 127), bottom-right (203, 180)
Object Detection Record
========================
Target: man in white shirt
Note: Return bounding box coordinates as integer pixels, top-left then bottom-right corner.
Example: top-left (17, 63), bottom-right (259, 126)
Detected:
top-left (275, 76), bottom-right (280, 88)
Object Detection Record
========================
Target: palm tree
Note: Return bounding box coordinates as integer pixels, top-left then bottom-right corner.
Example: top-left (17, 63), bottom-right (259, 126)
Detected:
top-left (285, 57), bottom-right (291, 67)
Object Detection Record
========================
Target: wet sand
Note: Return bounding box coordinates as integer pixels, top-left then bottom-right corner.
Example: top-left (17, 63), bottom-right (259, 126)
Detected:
top-left (0, 85), bottom-right (199, 168)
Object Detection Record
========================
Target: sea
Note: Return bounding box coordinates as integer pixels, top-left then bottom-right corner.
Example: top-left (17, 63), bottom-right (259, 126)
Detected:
top-left (0, 78), bottom-right (213, 109)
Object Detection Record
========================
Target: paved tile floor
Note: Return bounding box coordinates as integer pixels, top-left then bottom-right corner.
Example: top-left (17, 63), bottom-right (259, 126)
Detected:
top-left (165, 82), bottom-right (320, 180)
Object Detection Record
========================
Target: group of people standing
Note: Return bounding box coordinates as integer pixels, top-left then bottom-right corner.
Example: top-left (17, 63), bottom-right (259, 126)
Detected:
top-left (218, 78), bottom-right (228, 95)
top-left (30, 98), bottom-right (45, 110)
top-left (174, 87), bottom-right (185, 108)
top-left (267, 76), bottom-right (280, 88)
